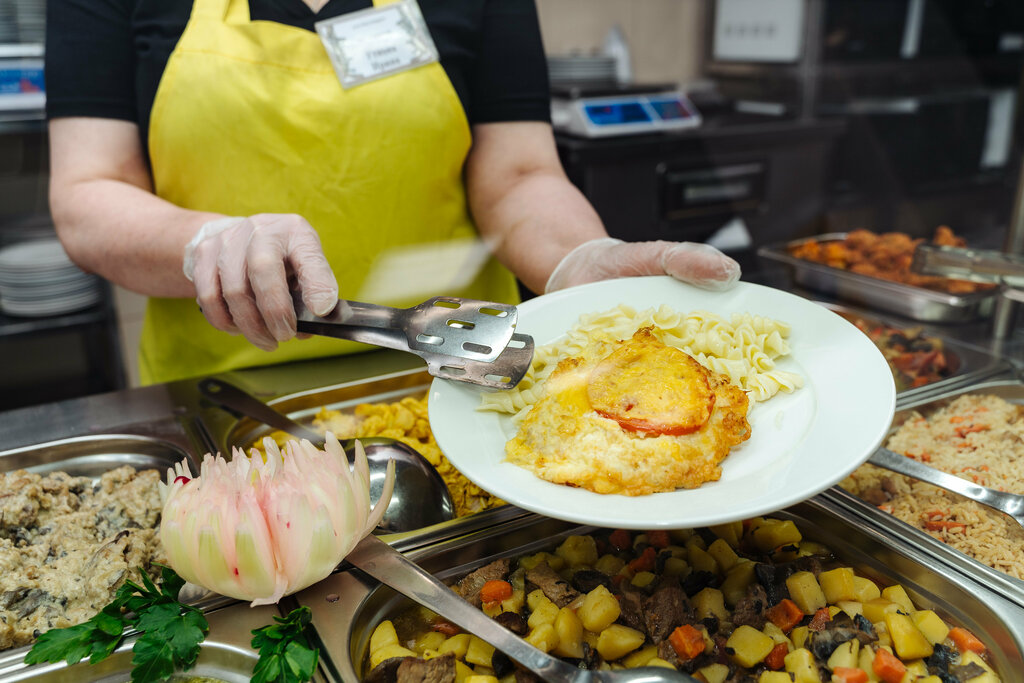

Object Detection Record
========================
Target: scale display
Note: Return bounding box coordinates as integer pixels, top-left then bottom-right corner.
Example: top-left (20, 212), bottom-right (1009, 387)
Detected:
top-left (553, 91), bottom-right (702, 138)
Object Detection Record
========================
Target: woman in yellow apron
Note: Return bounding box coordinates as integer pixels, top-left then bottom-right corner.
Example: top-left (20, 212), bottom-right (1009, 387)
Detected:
top-left (46, 0), bottom-right (740, 385)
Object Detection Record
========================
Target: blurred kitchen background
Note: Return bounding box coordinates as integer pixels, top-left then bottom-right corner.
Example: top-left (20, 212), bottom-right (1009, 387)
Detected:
top-left (0, 0), bottom-right (1022, 409)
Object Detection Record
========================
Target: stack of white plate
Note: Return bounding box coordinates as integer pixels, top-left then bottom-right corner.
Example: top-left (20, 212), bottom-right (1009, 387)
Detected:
top-left (547, 55), bottom-right (617, 85)
top-left (0, 238), bottom-right (103, 317)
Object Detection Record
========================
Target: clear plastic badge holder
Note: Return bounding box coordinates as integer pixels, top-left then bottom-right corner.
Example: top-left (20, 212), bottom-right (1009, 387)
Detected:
top-left (315, 0), bottom-right (439, 89)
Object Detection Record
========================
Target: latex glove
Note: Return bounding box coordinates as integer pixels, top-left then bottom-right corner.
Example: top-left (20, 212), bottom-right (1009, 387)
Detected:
top-left (183, 214), bottom-right (339, 351)
top-left (545, 237), bottom-right (741, 294)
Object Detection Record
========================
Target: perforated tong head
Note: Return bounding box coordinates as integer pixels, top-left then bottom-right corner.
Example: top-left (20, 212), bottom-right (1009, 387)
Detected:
top-left (293, 293), bottom-right (534, 390)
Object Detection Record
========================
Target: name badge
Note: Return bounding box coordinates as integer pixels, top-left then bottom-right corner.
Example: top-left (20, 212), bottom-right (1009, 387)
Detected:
top-left (316, 0), bottom-right (440, 89)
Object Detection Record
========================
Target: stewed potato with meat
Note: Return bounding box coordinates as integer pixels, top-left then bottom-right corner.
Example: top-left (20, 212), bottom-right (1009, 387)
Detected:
top-left (363, 517), bottom-right (1000, 683)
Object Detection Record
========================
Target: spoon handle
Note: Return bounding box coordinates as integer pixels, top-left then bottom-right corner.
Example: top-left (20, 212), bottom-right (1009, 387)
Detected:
top-left (197, 378), bottom-right (325, 448)
top-left (346, 535), bottom-right (575, 681)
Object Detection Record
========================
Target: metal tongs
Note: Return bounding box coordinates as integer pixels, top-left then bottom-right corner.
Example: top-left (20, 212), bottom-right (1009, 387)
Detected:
top-left (293, 293), bottom-right (534, 390)
top-left (911, 243), bottom-right (1024, 299)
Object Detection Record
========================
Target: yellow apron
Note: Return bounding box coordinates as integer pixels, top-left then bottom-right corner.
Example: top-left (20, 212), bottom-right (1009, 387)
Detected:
top-left (140, 0), bottom-right (518, 385)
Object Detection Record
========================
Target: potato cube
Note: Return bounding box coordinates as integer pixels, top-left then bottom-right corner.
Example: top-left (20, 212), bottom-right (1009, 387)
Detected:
top-left (759, 673), bottom-right (795, 683)
top-left (721, 561), bottom-right (756, 607)
top-left (688, 546), bottom-right (719, 576)
top-left (818, 567), bottom-right (857, 603)
top-left (370, 643), bottom-right (416, 669)
top-left (555, 535), bottom-right (599, 568)
top-left (645, 657), bottom-right (676, 669)
top-left (881, 584), bottom-right (916, 613)
top-left (594, 554), bottom-right (625, 576)
top-left (853, 576), bottom-right (882, 602)
top-left (790, 626), bottom-right (809, 649)
top-left (783, 647), bottom-right (819, 683)
top-left (631, 571), bottom-right (656, 588)
top-left (911, 610), bottom-right (949, 645)
top-left (692, 587), bottom-right (729, 621)
top-left (726, 624), bottom-right (775, 668)
top-left (454, 659), bottom-right (474, 683)
top-left (836, 600), bottom-right (864, 619)
top-left (668, 528), bottom-right (694, 543)
top-left (527, 600), bottom-right (560, 630)
top-left (752, 519), bottom-right (802, 552)
top-left (464, 676), bottom-right (500, 683)
top-left (596, 624), bottom-right (646, 661)
top-left (439, 633), bottom-right (472, 659)
top-left (579, 585), bottom-right (621, 632)
top-left (684, 534), bottom-right (706, 552)
top-left (709, 520), bottom-right (743, 547)
top-left (826, 639), bottom-right (859, 669)
top-left (884, 614), bottom-right (933, 663)
top-left (874, 621), bottom-right (891, 649)
top-left (757, 671), bottom-right (794, 683)
top-left (465, 636), bottom-right (495, 667)
top-left (370, 620), bottom-right (400, 654)
top-left (786, 571), bottom-right (827, 614)
top-left (622, 644), bottom-right (657, 668)
top-left (413, 630), bottom-right (446, 654)
top-left (905, 660), bottom-right (928, 675)
top-left (697, 663), bottom-right (730, 683)
top-left (762, 622), bottom-right (791, 646)
top-left (663, 557), bottom-right (690, 577)
top-left (862, 598), bottom-right (900, 624)
top-left (707, 538), bottom-right (740, 572)
top-left (524, 623), bottom-right (559, 653)
top-left (526, 589), bottom-right (550, 612)
top-left (552, 606), bottom-right (584, 659)
top-left (959, 650), bottom-right (996, 674)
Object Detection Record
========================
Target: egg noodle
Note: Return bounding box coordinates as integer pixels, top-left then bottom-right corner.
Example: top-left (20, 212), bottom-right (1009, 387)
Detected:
top-left (478, 304), bottom-right (803, 423)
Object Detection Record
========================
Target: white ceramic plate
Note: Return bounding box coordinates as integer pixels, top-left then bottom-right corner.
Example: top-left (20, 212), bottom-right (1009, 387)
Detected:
top-left (429, 277), bottom-right (896, 530)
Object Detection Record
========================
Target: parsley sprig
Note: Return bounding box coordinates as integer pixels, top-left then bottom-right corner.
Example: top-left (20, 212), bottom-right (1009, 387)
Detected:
top-left (250, 606), bottom-right (320, 683)
top-left (25, 566), bottom-right (209, 682)
top-left (24, 567), bottom-right (320, 683)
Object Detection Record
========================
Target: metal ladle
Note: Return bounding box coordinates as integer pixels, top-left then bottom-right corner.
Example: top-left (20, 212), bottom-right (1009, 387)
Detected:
top-left (196, 378), bottom-right (456, 533)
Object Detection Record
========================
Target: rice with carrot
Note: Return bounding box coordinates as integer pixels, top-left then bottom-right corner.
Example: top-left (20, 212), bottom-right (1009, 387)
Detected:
top-left (841, 393), bottom-right (1024, 580)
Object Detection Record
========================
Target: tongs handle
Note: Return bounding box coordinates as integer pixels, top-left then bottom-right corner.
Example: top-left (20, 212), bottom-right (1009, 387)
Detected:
top-left (294, 296), bottom-right (409, 351)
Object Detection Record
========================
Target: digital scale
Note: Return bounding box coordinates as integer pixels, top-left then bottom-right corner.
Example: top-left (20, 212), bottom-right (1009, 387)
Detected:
top-left (550, 82), bottom-right (702, 138)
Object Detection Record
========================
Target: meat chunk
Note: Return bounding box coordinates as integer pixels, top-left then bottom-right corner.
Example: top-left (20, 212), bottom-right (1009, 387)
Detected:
top-left (730, 584), bottom-right (768, 629)
top-left (455, 558), bottom-right (510, 607)
top-left (396, 653), bottom-right (456, 683)
top-left (643, 583), bottom-right (695, 643)
top-left (525, 562), bottom-right (579, 607)
top-left (616, 589), bottom-right (647, 634)
top-left (493, 611), bottom-right (528, 636)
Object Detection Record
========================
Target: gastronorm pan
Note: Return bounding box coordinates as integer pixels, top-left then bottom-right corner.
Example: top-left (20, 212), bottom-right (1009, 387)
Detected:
top-left (197, 367), bottom-right (532, 553)
top-left (830, 379), bottom-right (1024, 611)
top-left (295, 498), bottom-right (1024, 682)
top-left (0, 602), bottom-right (326, 683)
top-left (817, 302), bottom-right (1015, 405)
top-left (758, 233), bottom-right (999, 322)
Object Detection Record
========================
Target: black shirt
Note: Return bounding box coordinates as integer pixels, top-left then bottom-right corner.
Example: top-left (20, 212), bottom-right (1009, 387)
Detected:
top-left (45, 0), bottom-right (551, 145)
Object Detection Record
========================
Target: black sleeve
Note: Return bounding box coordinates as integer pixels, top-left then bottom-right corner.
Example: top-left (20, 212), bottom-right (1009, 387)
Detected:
top-left (45, 0), bottom-right (137, 121)
top-left (471, 0), bottom-right (550, 124)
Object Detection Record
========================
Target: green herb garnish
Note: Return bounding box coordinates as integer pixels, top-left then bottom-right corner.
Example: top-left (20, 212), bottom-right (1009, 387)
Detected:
top-left (250, 606), bottom-right (319, 683)
top-left (25, 566), bottom-right (209, 682)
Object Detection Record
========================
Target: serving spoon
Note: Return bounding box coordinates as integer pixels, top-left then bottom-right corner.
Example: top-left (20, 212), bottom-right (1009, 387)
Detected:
top-left (869, 446), bottom-right (1024, 529)
top-left (196, 378), bottom-right (456, 533)
top-left (346, 533), bottom-right (698, 683)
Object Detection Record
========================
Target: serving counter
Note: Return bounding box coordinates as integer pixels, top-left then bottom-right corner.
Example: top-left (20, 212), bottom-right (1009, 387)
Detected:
top-left (0, 274), bottom-right (1021, 682)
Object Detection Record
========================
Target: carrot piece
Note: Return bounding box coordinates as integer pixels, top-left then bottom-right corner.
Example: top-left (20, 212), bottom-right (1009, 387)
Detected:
top-left (647, 530), bottom-right (670, 549)
top-left (765, 598), bottom-right (804, 633)
top-left (956, 424), bottom-right (989, 438)
top-left (808, 607), bottom-right (831, 632)
top-left (479, 579), bottom-right (513, 604)
top-left (832, 666), bottom-right (869, 683)
top-left (628, 546), bottom-right (657, 572)
top-left (872, 648), bottom-right (907, 683)
top-left (950, 415), bottom-right (966, 423)
top-left (668, 624), bottom-right (705, 661)
top-left (925, 520), bottom-right (967, 532)
top-left (948, 626), bottom-right (987, 654)
top-left (609, 529), bottom-right (632, 551)
top-left (763, 642), bottom-right (788, 670)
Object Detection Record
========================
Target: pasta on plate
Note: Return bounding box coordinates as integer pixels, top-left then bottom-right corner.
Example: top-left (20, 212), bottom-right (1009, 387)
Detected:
top-left (479, 304), bottom-right (804, 425)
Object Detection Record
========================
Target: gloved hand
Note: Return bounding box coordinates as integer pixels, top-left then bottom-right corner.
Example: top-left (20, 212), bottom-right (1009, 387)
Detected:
top-left (545, 237), bottom-right (741, 294)
top-left (183, 214), bottom-right (339, 351)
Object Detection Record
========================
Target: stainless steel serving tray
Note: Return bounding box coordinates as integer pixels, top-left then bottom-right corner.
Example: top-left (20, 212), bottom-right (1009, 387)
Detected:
top-left (832, 379), bottom-right (1024, 610)
top-left (759, 233), bottom-right (999, 322)
top-left (817, 302), bottom-right (1015, 405)
top-left (0, 602), bottom-right (327, 683)
top-left (0, 434), bottom-right (197, 480)
top-left (196, 367), bottom-right (532, 553)
top-left (296, 498), bottom-right (1024, 682)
